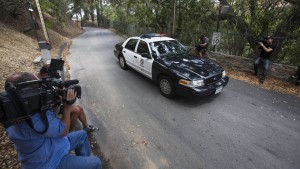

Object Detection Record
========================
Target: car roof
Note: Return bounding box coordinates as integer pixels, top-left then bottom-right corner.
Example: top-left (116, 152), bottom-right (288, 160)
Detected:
top-left (130, 35), bottom-right (175, 43)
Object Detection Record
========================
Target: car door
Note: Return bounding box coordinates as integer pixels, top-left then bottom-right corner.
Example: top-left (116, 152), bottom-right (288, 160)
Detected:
top-left (123, 39), bottom-right (139, 68)
top-left (136, 40), bottom-right (153, 79)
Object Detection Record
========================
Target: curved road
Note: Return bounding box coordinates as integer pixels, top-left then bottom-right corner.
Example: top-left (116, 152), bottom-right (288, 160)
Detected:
top-left (68, 27), bottom-right (300, 169)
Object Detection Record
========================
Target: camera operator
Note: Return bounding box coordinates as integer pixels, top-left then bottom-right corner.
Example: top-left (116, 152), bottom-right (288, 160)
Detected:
top-left (4, 72), bottom-right (102, 169)
top-left (195, 34), bottom-right (209, 57)
top-left (254, 36), bottom-right (275, 84)
top-left (35, 66), bottom-right (99, 132)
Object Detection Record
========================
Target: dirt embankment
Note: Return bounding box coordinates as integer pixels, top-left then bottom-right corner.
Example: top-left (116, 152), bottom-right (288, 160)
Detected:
top-left (0, 11), bottom-right (83, 168)
top-left (0, 12), bottom-right (83, 90)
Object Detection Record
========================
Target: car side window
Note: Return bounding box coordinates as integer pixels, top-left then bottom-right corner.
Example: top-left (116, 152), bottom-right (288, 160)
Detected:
top-left (125, 39), bottom-right (138, 51)
top-left (137, 40), bottom-right (150, 55)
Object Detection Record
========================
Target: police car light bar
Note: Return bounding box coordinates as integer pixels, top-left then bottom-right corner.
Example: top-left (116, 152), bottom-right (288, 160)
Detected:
top-left (140, 33), bottom-right (166, 39)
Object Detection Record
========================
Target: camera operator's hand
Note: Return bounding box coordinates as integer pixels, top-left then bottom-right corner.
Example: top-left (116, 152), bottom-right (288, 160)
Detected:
top-left (66, 89), bottom-right (77, 102)
top-left (61, 89), bottom-right (77, 136)
top-left (63, 89), bottom-right (77, 105)
top-left (258, 41), bottom-right (273, 53)
top-left (258, 42), bottom-right (264, 47)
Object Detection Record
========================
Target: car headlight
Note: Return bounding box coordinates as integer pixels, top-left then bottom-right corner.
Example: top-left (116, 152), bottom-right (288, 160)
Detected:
top-left (222, 70), bottom-right (227, 78)
top-left (179, 79), bottom-right (204, 88)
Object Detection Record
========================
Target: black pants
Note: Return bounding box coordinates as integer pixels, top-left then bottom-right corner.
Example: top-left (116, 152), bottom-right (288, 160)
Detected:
top-left (254, 57), bottom-right (270, 80)
top-left (195, 45), bottom-right (202, 52)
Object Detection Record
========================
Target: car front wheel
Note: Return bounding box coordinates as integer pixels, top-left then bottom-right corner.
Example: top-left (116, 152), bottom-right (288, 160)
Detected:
top-left (159, 76), bottom-right (176, 98)
top-left (119, 55), bottom-right (128, 70)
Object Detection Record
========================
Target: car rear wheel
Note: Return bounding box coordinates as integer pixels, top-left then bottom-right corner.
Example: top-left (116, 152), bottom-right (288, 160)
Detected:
top-left (119, 55), bottom-right (128, 70)
top-left (159, 76), bottom-right (176, 98)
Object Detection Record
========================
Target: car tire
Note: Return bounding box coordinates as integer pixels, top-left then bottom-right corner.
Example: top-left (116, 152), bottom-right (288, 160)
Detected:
top-left (158, 76), bottom-right (176, 98)
top-left (119, 55), bottom-right (128, 70)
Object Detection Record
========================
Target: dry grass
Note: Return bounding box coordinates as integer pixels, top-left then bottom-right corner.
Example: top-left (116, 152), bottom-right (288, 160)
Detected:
top-left (0, 22), bottom-right (40, 91)
top-left (227, 68), bottom-right (300, 97)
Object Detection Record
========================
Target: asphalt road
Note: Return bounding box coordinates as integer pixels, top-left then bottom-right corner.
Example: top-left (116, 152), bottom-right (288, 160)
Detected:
top-left (68, 27), bottom-right (300, 169)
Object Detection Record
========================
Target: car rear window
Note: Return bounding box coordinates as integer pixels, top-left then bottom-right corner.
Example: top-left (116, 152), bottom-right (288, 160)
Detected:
top-left (125, 39), bottom-right (138, 51)
top-left (137, 40), bottom-right (150, 55)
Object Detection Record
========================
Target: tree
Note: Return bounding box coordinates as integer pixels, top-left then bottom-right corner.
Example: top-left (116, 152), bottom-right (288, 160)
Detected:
top-left (219, 0), bottom-right (300, 63)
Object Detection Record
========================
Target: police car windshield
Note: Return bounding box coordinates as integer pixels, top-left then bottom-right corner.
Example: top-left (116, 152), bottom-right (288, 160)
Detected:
top-left (150, 40), bottom-right (188, 58)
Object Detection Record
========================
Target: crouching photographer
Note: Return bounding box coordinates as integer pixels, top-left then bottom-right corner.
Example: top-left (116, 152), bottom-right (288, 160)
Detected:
top-left (195, 34), bottom-right (209, 57)
top-left (36, 65), bottom-right (99, 132)
top-left (0, 70), bottom-right (101, 168)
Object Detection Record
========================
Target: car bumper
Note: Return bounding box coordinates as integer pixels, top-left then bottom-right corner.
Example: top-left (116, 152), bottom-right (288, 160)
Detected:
top-left (113, 49), bottom-right (119, 58)
top-left (176, 76), bottom-right (229, 97)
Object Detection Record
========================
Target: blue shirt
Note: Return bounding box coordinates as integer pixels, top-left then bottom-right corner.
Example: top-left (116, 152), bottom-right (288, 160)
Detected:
top-left (6, 110), bottom-right (70, 169)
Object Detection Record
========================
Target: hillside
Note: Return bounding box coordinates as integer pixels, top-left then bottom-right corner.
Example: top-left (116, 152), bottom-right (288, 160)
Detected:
top-left (0, 10), bottom-right (83, 168)
top-left (0, 10), bottom-right (85, 89)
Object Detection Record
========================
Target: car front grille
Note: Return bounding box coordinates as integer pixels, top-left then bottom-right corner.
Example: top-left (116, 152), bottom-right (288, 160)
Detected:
top-left (205, 74), bottom-right (222, 85)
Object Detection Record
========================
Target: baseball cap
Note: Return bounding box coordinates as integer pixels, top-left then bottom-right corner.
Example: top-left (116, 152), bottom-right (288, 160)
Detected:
top-left (263, 35), bottom-right (273, 39)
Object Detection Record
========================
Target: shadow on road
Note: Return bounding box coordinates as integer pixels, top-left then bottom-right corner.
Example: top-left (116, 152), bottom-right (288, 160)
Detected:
top-left (172, 93), bottom-right (221, 107)
top-left (83, 107), bottom-right (113, 169)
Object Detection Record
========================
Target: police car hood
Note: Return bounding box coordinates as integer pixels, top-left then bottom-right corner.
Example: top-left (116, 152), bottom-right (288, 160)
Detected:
top-left (158, 54), bottom-right (223, 79)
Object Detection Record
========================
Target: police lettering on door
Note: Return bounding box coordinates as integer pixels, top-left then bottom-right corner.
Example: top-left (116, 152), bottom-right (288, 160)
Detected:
top-left (140, 59), bottom-right (144, 67)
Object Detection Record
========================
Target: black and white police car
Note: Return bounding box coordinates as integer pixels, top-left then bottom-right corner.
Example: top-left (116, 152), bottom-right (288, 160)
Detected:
top-left (114, 33), bottom-right (229, 98)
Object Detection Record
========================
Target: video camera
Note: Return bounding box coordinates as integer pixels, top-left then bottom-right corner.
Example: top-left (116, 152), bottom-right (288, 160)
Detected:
top-left (0, 59), bottom-right (81, 129)
top-left (255, 35), bottom-right (272, 46)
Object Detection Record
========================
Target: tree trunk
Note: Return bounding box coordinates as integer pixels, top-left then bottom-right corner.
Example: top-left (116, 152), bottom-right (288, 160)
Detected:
top-left (96, 1), bottom-right (100, 27)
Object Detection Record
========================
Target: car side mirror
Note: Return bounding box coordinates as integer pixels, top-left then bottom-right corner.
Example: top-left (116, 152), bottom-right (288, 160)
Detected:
top-left (141, 53), bottom-right (151, 59)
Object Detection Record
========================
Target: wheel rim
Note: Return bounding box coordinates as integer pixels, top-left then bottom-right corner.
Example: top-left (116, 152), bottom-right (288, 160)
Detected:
top-left (160, 79), bottom-right (171, 95)
top-left (120, 57), bottom-right (125, 67)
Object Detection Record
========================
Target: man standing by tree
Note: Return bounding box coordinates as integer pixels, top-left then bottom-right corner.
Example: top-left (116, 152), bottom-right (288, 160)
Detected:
top-left (254, 36), bottom-right (275, 84)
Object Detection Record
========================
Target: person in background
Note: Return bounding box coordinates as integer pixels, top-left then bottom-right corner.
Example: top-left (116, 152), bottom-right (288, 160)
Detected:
top-left (288, 66), bottom-right (300, 86)
top-left (4, 72), bottom-right (102, 169)
top-left (254, 36), bottom-right (275, 84)
top-left (34, 65), bottom-right (99, 132)
top-left (195, 34), bottom-right (209, 57)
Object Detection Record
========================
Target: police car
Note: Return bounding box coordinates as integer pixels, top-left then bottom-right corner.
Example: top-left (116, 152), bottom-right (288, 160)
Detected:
top-left (113, 33), bottom-right (229, 98)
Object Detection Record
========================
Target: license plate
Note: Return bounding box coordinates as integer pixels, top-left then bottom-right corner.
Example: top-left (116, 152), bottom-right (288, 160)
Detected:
top-left (215, 86), bottom-right (223, 94)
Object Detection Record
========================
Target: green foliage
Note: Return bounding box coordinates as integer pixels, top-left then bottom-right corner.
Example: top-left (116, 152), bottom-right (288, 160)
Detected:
top-left (213, 0), bottom-right (299, 65)
top-left (103, 6), bottom-right (118, 20)
top-left (45, 20), bottom-right (54, 29)
top-left (279, 28), bottom-right (300, 65)
top-left (0, 0), bottom-right (26, 19)
top-left (108, 0), bottom-right (217, 43)
top-left (39, 0), bottom-right (70, 22)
